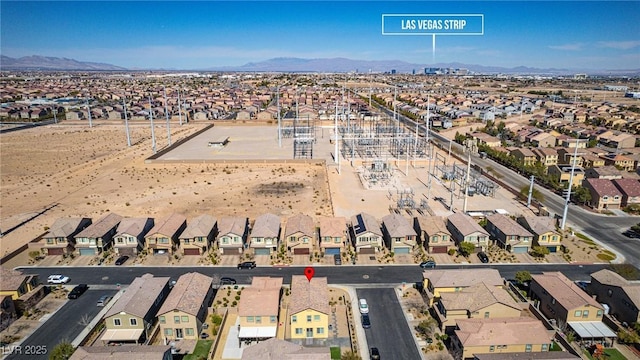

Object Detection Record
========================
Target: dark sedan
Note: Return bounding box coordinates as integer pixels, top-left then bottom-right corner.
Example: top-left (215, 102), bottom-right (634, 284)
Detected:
top-left (114, 255), bottom-right (129, 265)
top-left (67, 284), bottom-right (88, 299)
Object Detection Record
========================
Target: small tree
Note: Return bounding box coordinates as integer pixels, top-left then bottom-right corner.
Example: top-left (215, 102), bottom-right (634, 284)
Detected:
top-left (530, 246), bottom-right (550, 258)
top-left (341, 350), bottom-right (362, 360)
top-left (515, 270), bottom-right (532, 284)
top-left (458, 242), bottom-right (476, 257)
top-left (49, 341), bottom-right (75, 360)
top-left (416, 318), bottom-right (437, 339)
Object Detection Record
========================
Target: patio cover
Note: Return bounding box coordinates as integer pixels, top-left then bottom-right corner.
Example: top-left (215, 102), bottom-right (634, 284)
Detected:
top-left (100, 328), bottom-right (144, 342)
top-left (567, 321), bottom-right (617, 339)
top-left (238, 326), bottom-right (277, 339)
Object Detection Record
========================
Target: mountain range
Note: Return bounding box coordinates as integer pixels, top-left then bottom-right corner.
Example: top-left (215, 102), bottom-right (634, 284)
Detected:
top-left (1, 55), bottom-right (638, 76)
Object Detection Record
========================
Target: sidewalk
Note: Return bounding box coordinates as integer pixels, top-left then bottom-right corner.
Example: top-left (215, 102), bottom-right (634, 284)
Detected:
top-left (332, 285), bottom-right (369, 358)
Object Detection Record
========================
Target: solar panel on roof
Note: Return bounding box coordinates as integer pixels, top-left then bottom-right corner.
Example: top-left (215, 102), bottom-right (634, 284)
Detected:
top-left (354, 214), bottom-right (366, 235)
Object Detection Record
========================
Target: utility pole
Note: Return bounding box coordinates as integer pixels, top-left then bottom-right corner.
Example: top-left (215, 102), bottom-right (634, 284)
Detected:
top-left (163, 86), bottom-right (171, 146)
top-left (86, 99), bottom-right (93, 128)
top-left (277, 86), bottom-right (281, 147)
top-left (561, 143), bottom-right (580, 229)
top-left (177, 88), bottom-right (183, 126)
top-left (123, 97), bottom-right (131, 147)
top-left (527, 175), bottom-right (535, 208)
top-left (462, 149), bottom-right (471, 213)
top-left (52, 106), bottom-right (57, 124)
top-left (149, 96), bottom-right (156, 154)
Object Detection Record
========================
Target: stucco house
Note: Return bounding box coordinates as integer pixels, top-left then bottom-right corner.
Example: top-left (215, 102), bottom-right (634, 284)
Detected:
top-left (249, 213), bottom-right (281, 256)
top-left (284, 214), bottom-right (315, 255)
top-left (381, 213), bottom-right (417, 254)
top-left (179, 214), bottom-right (217, 255)
top-left (74, 213), bottom-right (123, 256)
top-left (216, 216), bottom-right (248, 254)
top-left (350, 213), bottom-right (383, 254)
top-left (318, 216), bottom-right (348, 256)
top-left (446, 213), bottom-right (490, 252)
top-left (238, 277), bottom-right (283, 343)
top-left (42, 217), bottom-right (92, 255)
top-left (113, 217), bottom-right (154, 256)
top-left (145, 213), bottom-right (187, 255)
top-left (288, 276), bottom-right (329, 345)
top-left (485, 213), bottom-right (533, 254)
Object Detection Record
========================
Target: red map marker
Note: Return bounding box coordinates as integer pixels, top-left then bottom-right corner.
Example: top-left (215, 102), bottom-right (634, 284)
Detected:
top-left (304, 267), bottom-right (315, 282)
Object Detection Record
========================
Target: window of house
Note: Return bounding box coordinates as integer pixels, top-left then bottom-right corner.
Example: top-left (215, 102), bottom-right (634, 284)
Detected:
top-left (303, 237), bottom-right (309, 243)
top-left (247, 316), bottom-right (254, 323)
top-left (181, 316), bottom-right (188, 323)
top-left (603, 196), bottom-right (609, 201)
top-left (432, 236), bottom-right (439, 243)
top-left (159, 316), bottom-right (165, 324)
top-left (582, 310), bottom-right (589, 318)
top-left (574, 310), bottom-right (582, 317)
top-left (270, 316), bottom-right (277, 323)
top-left (542, 343), bottom-right (548, 351)
top-left (489, 346), bottom-right (495, 352)
top-left (186, 328), bottom-right (194, 336)
top-left (597, 310), bottom-right (603, 318)
top-left (222, 238), bottom-right (229, 244)
top-left (130, 318), bottom-right (137, 326)
top-left (256, 316), bottom-right (262, 324)
top-left (113, 318), bottom-right (121, 326)
top-left (484, 312), bottom-right (490, 318)
top-left (551, 298), bottom-right (556, 305)
top-left (525, 344), bottom-right (532, 352)
top-left (174, 316), bottom-right (180, 324)
top-left (183, 239), bottom-right (190, 244)
top-left (317, 327), bottom-right (324, 334)
top-left (46, 239), bottom-right (54, 244)
top-left (314, 315), bottom-right (320, 321)
top-left (295, 328), bottom-right (302, 335)
top-left (165, 329), bottom-right (173, 336)
top-left (306, 315), bottom-right (312, 322)
top-left (292, 315), bottom-right (297, 323)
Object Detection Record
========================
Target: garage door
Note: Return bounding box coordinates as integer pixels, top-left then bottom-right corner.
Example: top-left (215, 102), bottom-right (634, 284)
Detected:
top-left (79, 248), bottom-right (95, 256)
top-left (293, 248), bottom-right (310, 255)
top-left (183, 248), bottom-right (201, 256)
top-left (324, 248), bottom-right (341, 255)
top-left (255, 248), bottom-right (271, 256)
top-left (359, 247), bottom-right (375, 254)
top-left (117, 247), bottom-right (136, 257)
top-left (47, 248), bottom-right (64, 255)
top-left (431, 246), bottom-right (448, 254)
top-left (394, 247), bottom-right (410, 254)
top-left (513, 246), bottom-right (529, 254)
top-left (548, 246), bottom-right (557, 253)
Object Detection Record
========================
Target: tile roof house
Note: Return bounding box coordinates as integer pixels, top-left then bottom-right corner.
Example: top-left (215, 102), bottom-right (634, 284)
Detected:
top-left (612, 178), bottom-right (640, 207)
top-left (583, 178), bottom-right (623, 210)
top-left (157, 272), bottom-right (213, 341)
top-left (0, 268), bottom-right (40, 301)
top-left (288, 276), bottom-right (330, 345)
top-left (217, 216), bottom-right (248, 255)
top-left (113, 217), bottom-right (154, 256)
top-left (284, 214), bottom-right (316, 255)
top-left (585, 165), bottom-right (624, 180)
top-left (511, 148), bottom-right (538, 167)
top-left (446, 213), bottom-right (490, 252)
top-left (422, 269), bottom-right (504, 306)
top-left (318, 216), bottom-right (348, 256)
top-left (452, 317), bottom-right (554, 359)
top-left (485, 213), bottom-right (534, 254)
top-left (102, 274), bottom-right (170, 344)
top-left (433, 282), bottom-right (522, 332)
top-left (249, 213), bottom-right (281, 256)
top-left (381, 213), bottom-right (417, 254)
top-left (145, 213), bottom-right (187, 255)
top-left (74, 213), bottom-right (123, 256)
top-left (70, 345), bottom-right (173, 360)
top-left (179, 214), bottom-right (217, 256)
top-left (517, 216), bottom-right (562, 253)
top-left (241, 338), bottom-right (330, 360)
top-left (532, 147), bottom-right (559, 168)
top-left (42, 217), bottom-right (92, 256)
top-left (350, 213), bottom-right (383, 254)
top-left (589, 269), bottom-right (640, 325)
top-left (530, 272), bottom-right (613, 342)
top-left (238, 277), bottom-right (283, 341)
top-left (601, 153), bottom-right (635, 171)
top-left (414, 216), bottom-right (455, 254)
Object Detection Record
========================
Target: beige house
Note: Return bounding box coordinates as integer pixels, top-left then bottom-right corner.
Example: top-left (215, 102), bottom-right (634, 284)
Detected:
top-left (157, 272), bottom-right (213, 341)
top-left (238, 277), bottom-right (283, 342)
top-left (414, 216), bottom-right (454, 254)
top-left (517, 215), bottom-right (562, 253)
top-left (101, 274), bottom-right (170, 344)
top-left (318, 216), bottom-right (348, 256)
top-left (485, 213), bottom-right (533, 254)
top-left (216, 216), bottom-right (248, 254)
top-left (241, 338), bottom-right (330, 360)
top-left (531, 147), bottom-right (559, 168)
top-left (179, 214), bottom-right (216, 255)
top-left (350, 213), bottom-right (383, 254)
top-left (74, 213), bottom-right (123, 256)
top-left (249, 213), bottom-right (281, 256)
top-left (589, 269), bottom-right (640, 326)
top-left (284, 214), bottom-right (315, 255)
top-left (583, 178), bottom-right (623, 210)
top-left (70, 345), bottom-right (173, 360)
top-left (453, 317), bottom-right (554, 359)
top-left (288, 276), bottom-right (330, 345)
top-left (548, 165), bottom-right (585, 189)
top-left (42, 217), bottom-right (91, 256)
top-left (433, 282), bottom-right (522, 332)
top-left (113, 218), bottom-right (154, 256)
top-left (446, 213), bottom-right (490, 252)
top-left (145, 213), bottom-right (187, 255)
top-left (381, 213), bottom-right (417, 254)
top-left (422, 269), bottom-right (504, 306)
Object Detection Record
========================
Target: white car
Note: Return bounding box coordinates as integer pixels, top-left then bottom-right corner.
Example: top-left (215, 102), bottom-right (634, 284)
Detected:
top-left (47, 274), bottom-right (70, 284)
top-left (359, 298), bottom-right (369, 314)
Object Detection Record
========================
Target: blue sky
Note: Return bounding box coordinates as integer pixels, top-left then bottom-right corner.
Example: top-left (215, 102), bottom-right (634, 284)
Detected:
top-left (1, 1), bottom-right (639, 70)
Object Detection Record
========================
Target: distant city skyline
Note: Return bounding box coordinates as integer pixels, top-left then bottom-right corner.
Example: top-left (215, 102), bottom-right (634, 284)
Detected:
top-left (1, 1), bottom-right (639, 70)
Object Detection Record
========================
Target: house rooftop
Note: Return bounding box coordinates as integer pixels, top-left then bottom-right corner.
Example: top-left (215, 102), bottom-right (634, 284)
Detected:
top-left (613, 178), bottom-right (640, 197)
top-left (585, 178), bottom-right (623, 197)
top-left (75, 213), bottom-right (122, 238)
top-left (217, 216), bottom-right (247, 237)
top-left (423, 269), bottom-right (503, 288)
top-left (289, 276), bottom-right (330, 316)
top-left (158, 272), bottom-right (212, 317)
top-left (517, 215), bottom-right (557, 236)
top-left (447, 212), bottom-right (489, 236)
top-left (486, 213), bottom-right (533, 237)
top-left (318, 216), bottom-right (346, 238)
top-left (70, 345), bottom-right (171, 360)
top-left (44, 217), bottom-right (90, 238)
top-left (382, 213), bottom-right (416, 237)
top-left (440, 282), bottom-right (520, 313)
top-left (350, 213), bottom-right (382, 236)
top-left (180, 214), bottom-right (216, 239)
top-left (105, 273), bottom-right (169, 319)
top-left (532, 272), bottom-right (602, 310)
top-left (250, 213), bottom-right (281, 238)
top-left (284, 214), bottom-right (315, 237)
top-left (241, 338), bottom-right (330, 360)
top-left (415, 216), bottom-right (451, 236)
top-left (115, 217), bottom-right (151, 237)
top-left (147, 213), bottom-right (186, 237)
top-left (238, 277), bottom-right (283, 317)
top-left (455, 317), bottom-right (552, 347)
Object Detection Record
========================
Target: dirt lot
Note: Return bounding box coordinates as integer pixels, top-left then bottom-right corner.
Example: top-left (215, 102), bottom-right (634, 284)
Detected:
top-left (0, 123), bottom-right (332, 258)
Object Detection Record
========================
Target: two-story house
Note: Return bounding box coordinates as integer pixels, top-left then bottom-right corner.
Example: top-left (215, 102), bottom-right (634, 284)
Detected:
top-left (42, 217), bottom-right (92, 255)
top-left (284, 214), bottom-right (315, 255)
top-left (238, 277), bottom-right (283, 343)
top-left (414, 216), bottom-right (455, 254)
top-left (157, 272), bottom-right (213, 341)
top-left (350, 213), bottom-right (383, 254)
top-left (589, 269), bottom-right (640, 326)
top-left (179, 214), bottom-right (216, 255)
top-left (101, 274), bottom-right (170, 344)
top-left (583, 178), bottom-right (623, 210)
top-left (485, 213), bottom-right (533, 254)
top-left (249, 213), bottom-right (281, 256)
top-left (113, 218), bottom-right (154, 256)
top-left (145, 213), bottom-right (187, 255)
top-left (381, 213), bottom-right (417, 254)
top-left (318, 216), bottom-right (348, 256)
top-left (446, 213), bottom-right (490, 252)
top-left (217, 216), bottom-right (248, 254)
top-left (74, 213), bottom-right (123, 256)
top-left (612, 178), bottom-right (640, 207)
top-left (422, 269), bottom-right (504, 306)
top-left (288, 275), bottom-right (329, 346)
top-left (517, 215), bottom-right (562, 253)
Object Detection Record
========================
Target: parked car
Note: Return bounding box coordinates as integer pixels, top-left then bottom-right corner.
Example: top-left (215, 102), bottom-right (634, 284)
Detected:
top-left (361, 313), bottom-right (371, 329)
top-left (419, 260), bottom-right (436, 269)
top-left (96, 295), bottom-right (112, 307)
top-left (623, 229), bottom-right (640, 239)
top-left (237, 261), bottom-right (256, 269)
top-left (370, 347), bottom-right (380, 360)
top-left (334, 254), bottom-right (342, 265)
top-left (68, 284), bottom-right (88, 299)
top-left (477, 252), bottom-right (489, 263)
top-left (47, 274), bottom-right (70, 284)
top-left (359, 298), bottom-right (369, 314)
top-left (220, 277), bottom-right (237, 285)
top-left (114, 255), bottom-right (129, 265)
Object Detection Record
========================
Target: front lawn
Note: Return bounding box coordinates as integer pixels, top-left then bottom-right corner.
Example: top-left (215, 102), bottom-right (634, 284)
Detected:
top-left (330, 346), bottom-right (341, 360)
top-left (184, 340), bottom-right (213, 360)
top-left (583, 348), bottom-right (627, 360)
